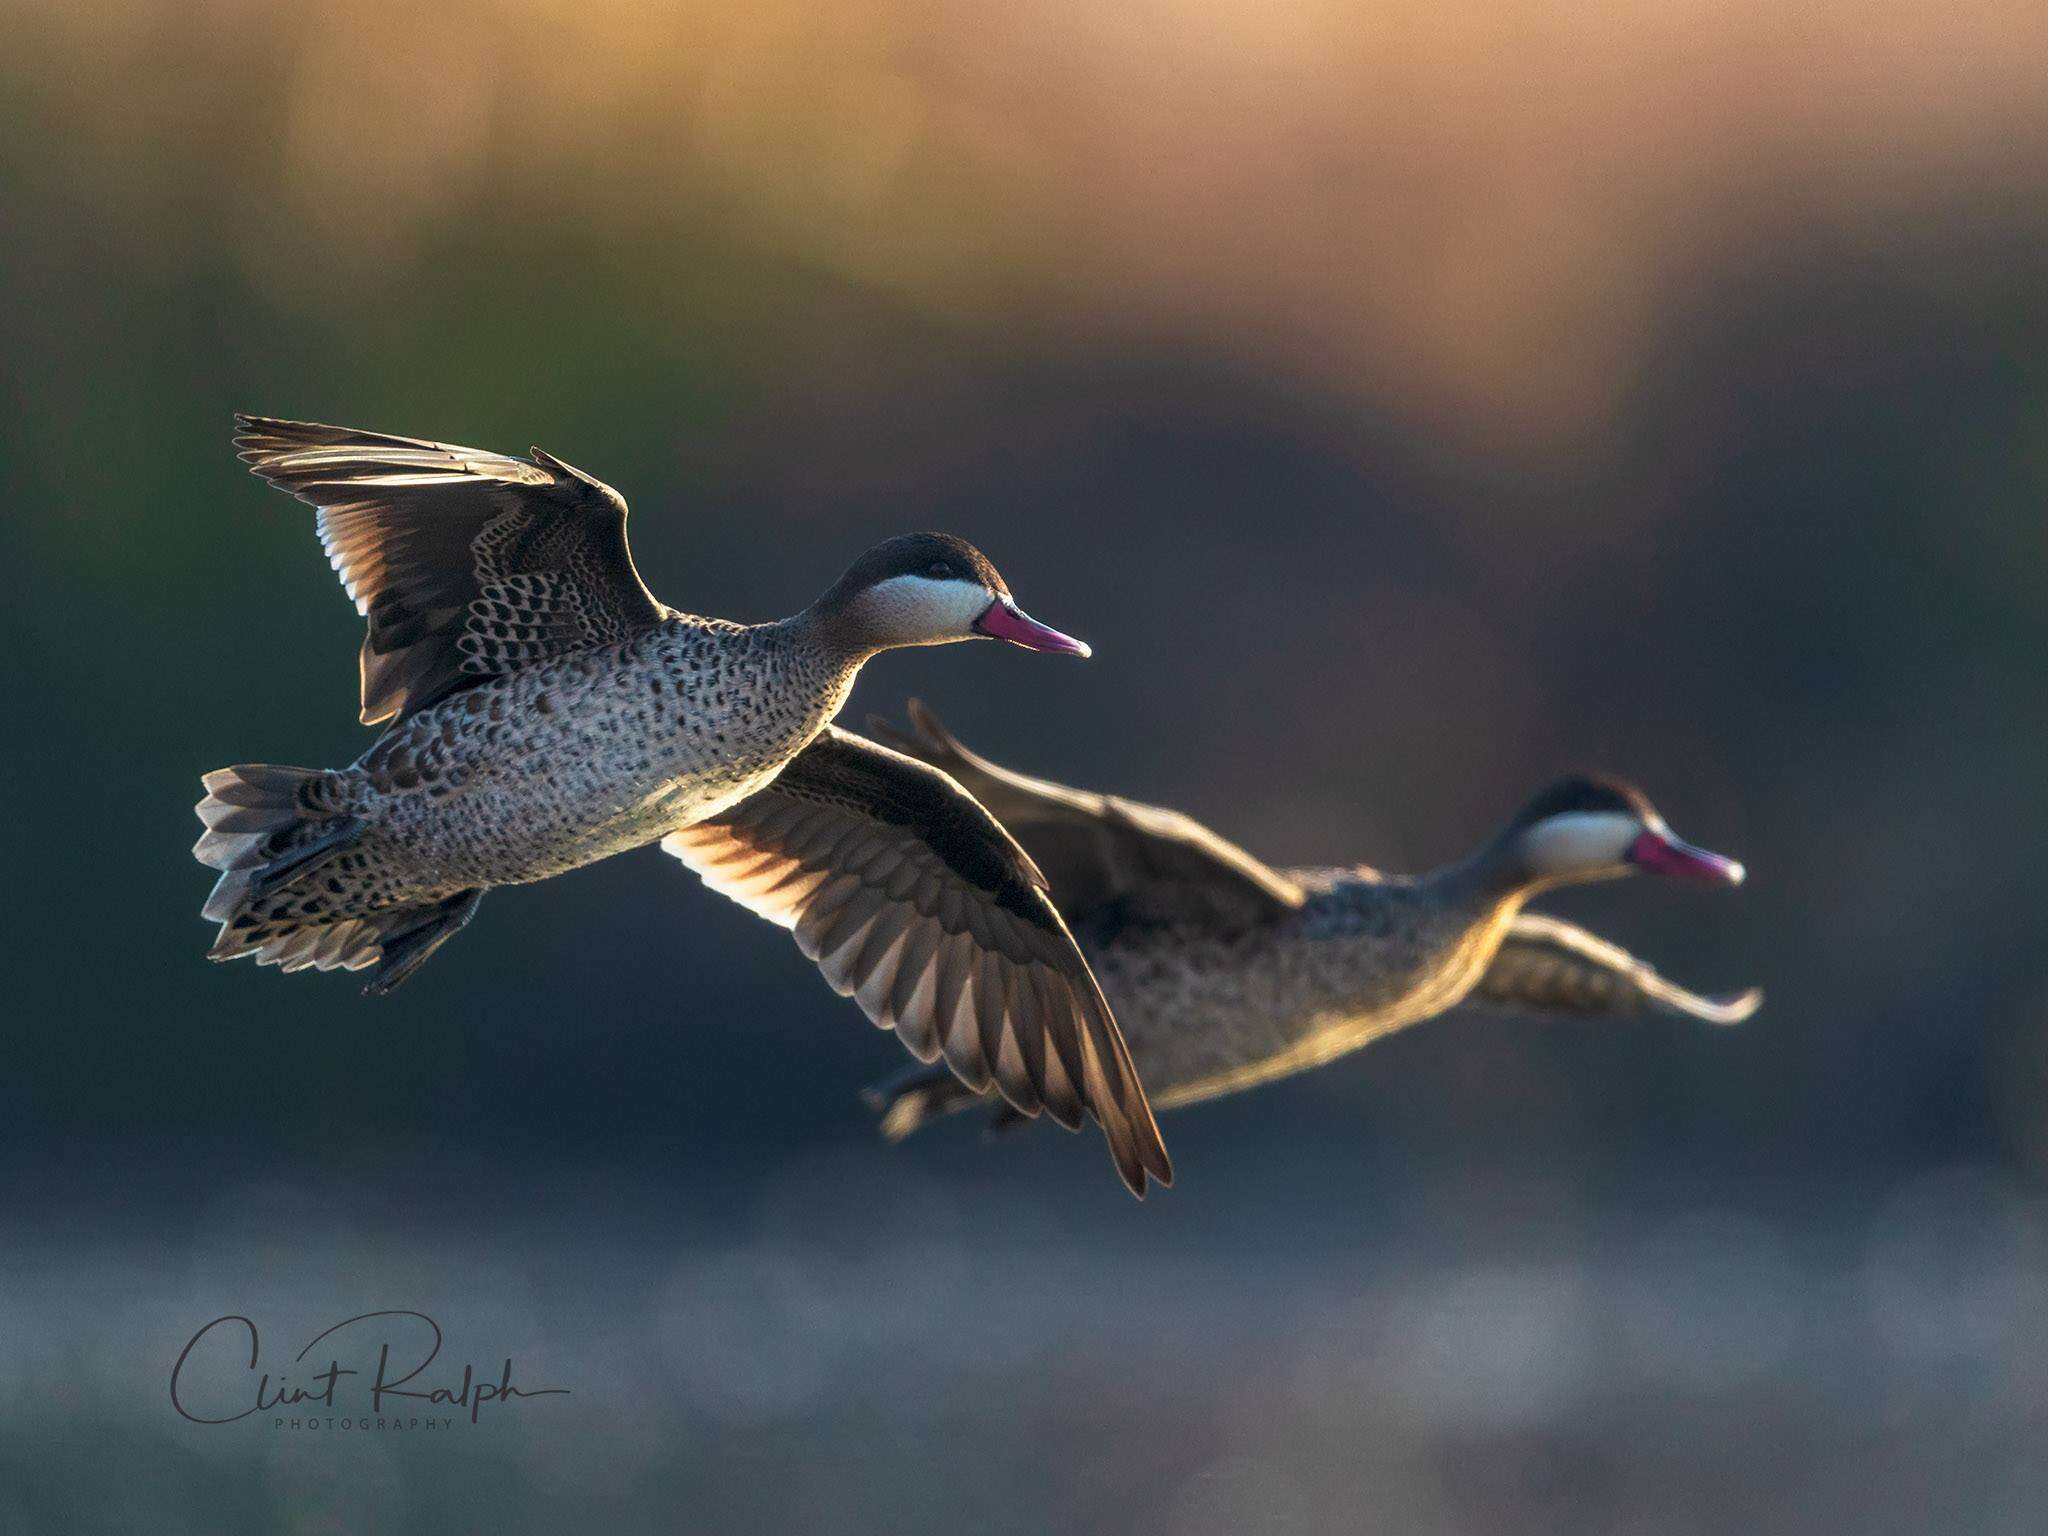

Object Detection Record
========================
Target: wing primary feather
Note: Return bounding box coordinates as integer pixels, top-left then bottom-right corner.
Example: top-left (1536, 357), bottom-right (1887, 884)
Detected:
top-left (991, 968), bottom-right (1043, 1116)
top-left (891, 932), bottom-right (946, 1061)
top-left (941, 961), bottom-right (993, 1093)
top-left (974, 950), bottom-right (1011, 1096)
top-left (851, 923), bottom-right (914, 1028)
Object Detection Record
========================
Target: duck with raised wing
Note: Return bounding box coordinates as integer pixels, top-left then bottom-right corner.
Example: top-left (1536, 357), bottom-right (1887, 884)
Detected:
top-left (854, 703), bottom-right (1758, 1142)
top-left (194, 418), bottom-right (1169, 1195)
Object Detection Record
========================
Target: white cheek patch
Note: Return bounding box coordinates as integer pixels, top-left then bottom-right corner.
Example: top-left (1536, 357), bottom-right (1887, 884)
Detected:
top-left (862, 575), bottom-right (994, 641)
top-left (1519, 811), bottom-right (1642, 875)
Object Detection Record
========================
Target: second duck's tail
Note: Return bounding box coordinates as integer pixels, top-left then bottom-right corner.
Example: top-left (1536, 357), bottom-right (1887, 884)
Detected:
top-left (194, 765), bottom-right (480, 993)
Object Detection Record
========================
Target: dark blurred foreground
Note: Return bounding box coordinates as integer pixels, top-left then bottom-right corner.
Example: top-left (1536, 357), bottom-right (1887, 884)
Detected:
top-left (6, 1141), bottom-right (2047, 1535)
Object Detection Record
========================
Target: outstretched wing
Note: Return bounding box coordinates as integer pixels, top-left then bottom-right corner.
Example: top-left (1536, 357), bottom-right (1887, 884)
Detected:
top-left (664, 728), bottom-right (1173, 1197)
top-left (1468, 913), bottom-right (1762, 1025)
top-left (868, 700), bottom-right (1304, 939)
top-left (235, 415), bottom-right (669, 726)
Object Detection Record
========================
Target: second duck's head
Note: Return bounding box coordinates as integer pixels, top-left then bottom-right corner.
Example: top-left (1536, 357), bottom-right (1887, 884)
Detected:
top-left (1501, 775), bottom-right (1746, 893)
top-left (814, 533), bottom-right (1092, 658)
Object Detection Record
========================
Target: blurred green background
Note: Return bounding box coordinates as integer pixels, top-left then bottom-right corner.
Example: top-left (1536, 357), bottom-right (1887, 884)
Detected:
top-left (4, 0), bottom-right (2048, 1531)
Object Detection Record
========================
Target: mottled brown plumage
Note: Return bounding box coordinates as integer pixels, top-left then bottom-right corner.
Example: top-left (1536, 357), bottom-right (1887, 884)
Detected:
top-left (195, 417), bottom-right (1169, 1195)
top-left (860, 703), bottom-right (1758, 1142)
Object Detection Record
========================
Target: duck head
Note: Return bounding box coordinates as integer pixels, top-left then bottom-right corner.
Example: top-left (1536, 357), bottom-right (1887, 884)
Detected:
top-left (813, 533), bottom-right (1091, 658)
top-left (1500, 775), bottom-right (1745, 893)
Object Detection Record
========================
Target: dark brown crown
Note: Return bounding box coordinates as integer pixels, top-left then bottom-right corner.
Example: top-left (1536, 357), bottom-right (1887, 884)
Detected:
top-left (1508, 774), bottom-right (1656, 832)
top-left (820, 533), bottom-right (1008, 610)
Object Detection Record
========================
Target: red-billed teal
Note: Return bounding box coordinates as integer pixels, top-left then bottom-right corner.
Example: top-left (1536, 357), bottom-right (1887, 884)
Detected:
top-left (851, 703), bottom-right (1757, 1146)
top-left (195, 420), bottom-right (1169, 1195)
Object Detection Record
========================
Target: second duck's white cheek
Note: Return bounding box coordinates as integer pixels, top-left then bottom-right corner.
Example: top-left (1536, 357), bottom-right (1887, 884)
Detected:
top-left (1520, 811), bottom-right (1642, 876)
top-left (861, 575), bottom-right (994, 644)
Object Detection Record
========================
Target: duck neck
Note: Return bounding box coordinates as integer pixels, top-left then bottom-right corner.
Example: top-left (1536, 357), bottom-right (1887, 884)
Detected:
top-left (751, 610), bottom-right (874, 735)
top-left (1430, 833), bottom-right (1541, 922)
top-left (1287, 861), bottom-right (1529, 1041)
top-left (772, 603), bottom-right (884, 668)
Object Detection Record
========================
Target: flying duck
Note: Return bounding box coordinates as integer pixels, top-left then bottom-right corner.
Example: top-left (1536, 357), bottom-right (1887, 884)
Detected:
top-left (854, 703), bottom-right (1759, 1142)
top-left (194, 418), bottom-right (1170, 1195)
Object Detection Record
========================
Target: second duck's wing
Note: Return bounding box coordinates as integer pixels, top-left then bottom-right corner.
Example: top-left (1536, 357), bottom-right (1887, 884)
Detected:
top-left (867, 700), bottom-right (1305, 939)
top-left (235, 415), bottom-right (669, 726)
top-left (663, 728), bottom-right (1172, 1197)
top-left (1468, 913), bottom-right (1762, 1025)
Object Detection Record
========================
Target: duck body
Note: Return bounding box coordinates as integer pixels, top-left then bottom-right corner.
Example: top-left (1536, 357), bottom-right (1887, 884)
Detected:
top-left (196, 416), bottom-right (1054, 969)
top-left (859, 703), bottom-right (1758, 1141)
top-left (1085, 868), bottom-right (1519, 1109)
top-left (196, 417), bottom-right (1172, 1195)
top-left (335, 615), bottom-right (857, 896)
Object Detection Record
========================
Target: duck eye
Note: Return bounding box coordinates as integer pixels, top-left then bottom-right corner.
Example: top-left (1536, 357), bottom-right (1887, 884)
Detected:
top-left (926, 560), bottom-right (954, 580)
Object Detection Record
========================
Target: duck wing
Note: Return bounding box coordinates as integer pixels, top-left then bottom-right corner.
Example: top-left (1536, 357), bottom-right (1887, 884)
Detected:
top-left (663, 727), bottom-right (1173, 1198)
top-left (1469, 913), bottom-right (1761, 1025)
top-left (234, 415), bottom-right (668, 726)
top-left (866, 700), bottom-right (1304, 940)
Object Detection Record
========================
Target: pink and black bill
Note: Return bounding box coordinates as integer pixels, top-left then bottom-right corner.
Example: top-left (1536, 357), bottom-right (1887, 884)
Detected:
top-left (1627, 826), bottom-right (1746, 885)
top-left (974, 599), bottom-right (1092, 657)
